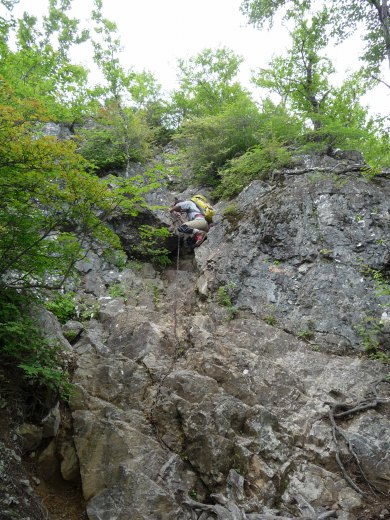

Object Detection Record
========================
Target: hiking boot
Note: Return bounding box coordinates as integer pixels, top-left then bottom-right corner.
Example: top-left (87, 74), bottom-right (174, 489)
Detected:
top-left (193, 231), bottom-right (207, 247)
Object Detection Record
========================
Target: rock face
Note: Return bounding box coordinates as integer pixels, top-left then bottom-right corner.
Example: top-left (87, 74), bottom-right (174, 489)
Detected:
top-left (42, 154), bottom-right (390, 518)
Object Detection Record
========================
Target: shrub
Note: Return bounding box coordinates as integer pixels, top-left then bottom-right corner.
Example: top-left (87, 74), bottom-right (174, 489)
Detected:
top-left (215, 140), bottom-right (292, 199)
top-left (216, 283), bottom-right (237, 320)
top-left (133, 225), bottom-right (171, 267)
top-left (78, 105), bottom-right (155, 173)
top-left (173, 95), bottom-right (262, 186)
top-left (45, 292), bottom-right (76, 324)
top-left (108, 283), bottom-right (128, 299)
top-left (0, 290), bottom-right (72, 399)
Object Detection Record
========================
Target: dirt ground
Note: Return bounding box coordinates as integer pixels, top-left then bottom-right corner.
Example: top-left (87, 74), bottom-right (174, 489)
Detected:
top-left (23, 456), bottom-right (87, 520)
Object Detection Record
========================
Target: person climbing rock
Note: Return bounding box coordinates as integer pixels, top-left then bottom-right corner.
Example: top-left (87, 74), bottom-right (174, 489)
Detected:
top-left (169, 198), bottom-right (209, 247)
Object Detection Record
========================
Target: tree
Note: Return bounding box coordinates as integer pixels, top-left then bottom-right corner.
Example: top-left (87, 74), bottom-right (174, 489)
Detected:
top-left (252, 10), bottom-right (335, 130)
top-left (250, 11), bottom-right (378, 154)
top-left (215, 99), bottom-right (301, 198)
top-left (0, 0), bottom-right (92, 125)
top-left (84, 0), bottom-right (156, 173)
top-left (78, 100), bottom-right (155, 172)
top-left (168, 47), bottom-right (246, 126)
top-left (0, 80), bottom-right (146, 291)
top-left (240, 0), bottom-right (390, 79)
top-left (173, 92), bottom-right (263, 185)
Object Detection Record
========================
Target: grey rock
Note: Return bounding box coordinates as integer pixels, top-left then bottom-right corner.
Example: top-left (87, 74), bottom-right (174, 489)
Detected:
top-left (41, 402), bottom-right (61, 438)
top-left (25, 152), bottom-right (390, 519)
top-left (16, 424), bottom-right (43, 453)
top-left (33, 306), bottom-right (72, 350)
top-left (59, 440), bottom-right (80, 481)
top-left (62, 320), bottom-right (84, 342)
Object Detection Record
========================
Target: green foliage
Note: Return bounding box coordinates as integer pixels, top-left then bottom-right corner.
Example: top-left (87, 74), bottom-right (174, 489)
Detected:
top-left (152, 285), bottom-right (161, 307)
top-left (0, 1), bottom-right (92, 124)
top-left (356, 315), bottom-right (390, 364)
top-left (103, 249), bottom-right (128, 270)
top-left (359, 262), bottom-right (390, 302)
top-left (78, 102), bottom-right (155, 172)
top-left (86, 2), bottom-right (162, 172)
top-left (217, 286), bottom-right (233, 307)
top-left (359, 118), bottom-right (390, 174)
top-left (108, 283), bottom-right (128, 300)
top-left (221, 204), bottom-right (243, 229)
top-left (75, 296), bottom-right (100, 321)
top-left (251, 10), bottom-right (335, 127)
top-left (0, 289), bottom-right (73, 398)
top-left (249, 13), bottom-right (386, 160)
top-left (263, 315), bottom-right (278, 326)
top-left (0, 80), bottom-right (151, 291)
top-left (356, 263), bottom-right (390, 363)
top-left (126, 259), bottom-right (144, 272)
top-left (214, 100), bottom-right (296, 197)
top-left (45, 292), bottom-right (76, 324)
top-left (216, 140), bottom-right (292, 198)
top-left (173, 94), bottom-right (262, 185)
top-left (133, 225), bottom-right (171, 267)
top-left (216, 282), bottom-right (237, 320)
top-left (169, 47), bottom-right (245, 125)
top-left (128, 70), bottom-right (171, 142)
top-left (222, 204), bottom-right (240, 219)
top-left (297, 328), bottom-right (315, 341)
top-left (240, 0), bottom-right (390, 78)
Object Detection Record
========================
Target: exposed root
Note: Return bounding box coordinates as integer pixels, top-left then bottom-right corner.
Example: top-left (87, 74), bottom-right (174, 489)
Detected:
top-left (326, 378), bottom-right (390, 497)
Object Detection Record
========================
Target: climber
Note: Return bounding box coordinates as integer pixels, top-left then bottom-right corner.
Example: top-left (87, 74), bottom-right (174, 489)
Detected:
top-left (169, 198), bottom-right (209, 247)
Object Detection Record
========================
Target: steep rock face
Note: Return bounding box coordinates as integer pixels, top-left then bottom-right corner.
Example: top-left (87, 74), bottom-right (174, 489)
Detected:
top-left (59, 155), bottom-right (390, 519)
top-left (196, 155), bottom-right (390, 354)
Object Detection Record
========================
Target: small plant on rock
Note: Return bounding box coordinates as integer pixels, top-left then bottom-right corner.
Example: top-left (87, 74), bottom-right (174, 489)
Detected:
top-left (264, 315), bottom-right (278, 326)
top-left (356, 315), bottom-right (390, 363)
top-left (152, 285), bottom-right (161, 307)
top-left (297, 328), bottom-right (315, 341)
top-left (103, 249), bottom-right (128, 270)
top-left (222, 204), bottom-right (242, 228)
top-left (134, 225), bottom-right (171, 267)
top-left (108, 283), bottom-right (128, 300)
top-left (216, 282), bottom-right (237, 320)
top-left (45, 292), bottom-right (76, 324)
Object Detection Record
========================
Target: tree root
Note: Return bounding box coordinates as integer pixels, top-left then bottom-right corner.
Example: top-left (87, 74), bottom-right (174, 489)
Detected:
top-left (326, 378), bottom-right (390, 497)
top-left (183, 494), bottom-right (337, 520)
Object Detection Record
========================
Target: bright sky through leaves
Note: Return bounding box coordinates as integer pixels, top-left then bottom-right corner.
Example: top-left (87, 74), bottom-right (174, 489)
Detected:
top-left (10, 0), bottom-right (390, 115)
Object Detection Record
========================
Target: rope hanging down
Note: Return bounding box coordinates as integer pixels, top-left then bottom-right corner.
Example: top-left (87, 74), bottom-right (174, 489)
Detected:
top-left (169, 211), bottom-right (186, 352)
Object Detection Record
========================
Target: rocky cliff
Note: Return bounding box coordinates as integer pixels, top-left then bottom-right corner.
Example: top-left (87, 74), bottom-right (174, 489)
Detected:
top-left (3, 151), bottom-right (390, 520)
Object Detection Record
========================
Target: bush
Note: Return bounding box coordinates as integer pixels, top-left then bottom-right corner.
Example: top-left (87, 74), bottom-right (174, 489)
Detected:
top-left (45, 292), bottom-right (76, 324)
top-left (173, 94), bottom-right (262, 186)
top-left (78, 104), bottom-right (155, 173)
top-left (0, 290), bottom-right (72, 399)
top-left (133, 225), bottom-right (171, 267)
top-left (215, 140), bottom-right (292, 199)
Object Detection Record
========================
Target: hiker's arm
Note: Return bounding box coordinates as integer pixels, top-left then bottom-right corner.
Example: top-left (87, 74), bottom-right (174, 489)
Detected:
top-left (170, 205), bottom-right (182, 213)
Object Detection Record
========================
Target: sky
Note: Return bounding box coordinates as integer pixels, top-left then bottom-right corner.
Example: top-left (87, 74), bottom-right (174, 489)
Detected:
top-left (9, 0), bottom-right (390, 116)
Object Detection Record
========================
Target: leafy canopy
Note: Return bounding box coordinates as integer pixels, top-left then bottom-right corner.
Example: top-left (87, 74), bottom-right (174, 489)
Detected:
top-left (169, 47), bottom-right (246, 125)
top-left (173, 92), bottom-right (263, 185)
top-left (240, 0), bottom-right (390, 77)
top-left (0, 80), bottom-right (147, 291)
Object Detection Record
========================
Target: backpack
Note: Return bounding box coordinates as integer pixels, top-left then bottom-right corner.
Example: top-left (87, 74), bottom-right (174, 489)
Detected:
top-left (191, 194), bottom-right (215, 223)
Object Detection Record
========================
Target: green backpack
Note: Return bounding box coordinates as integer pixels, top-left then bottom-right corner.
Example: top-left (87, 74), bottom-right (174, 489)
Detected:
top-left (191, 194), bottom-right (215, 223)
